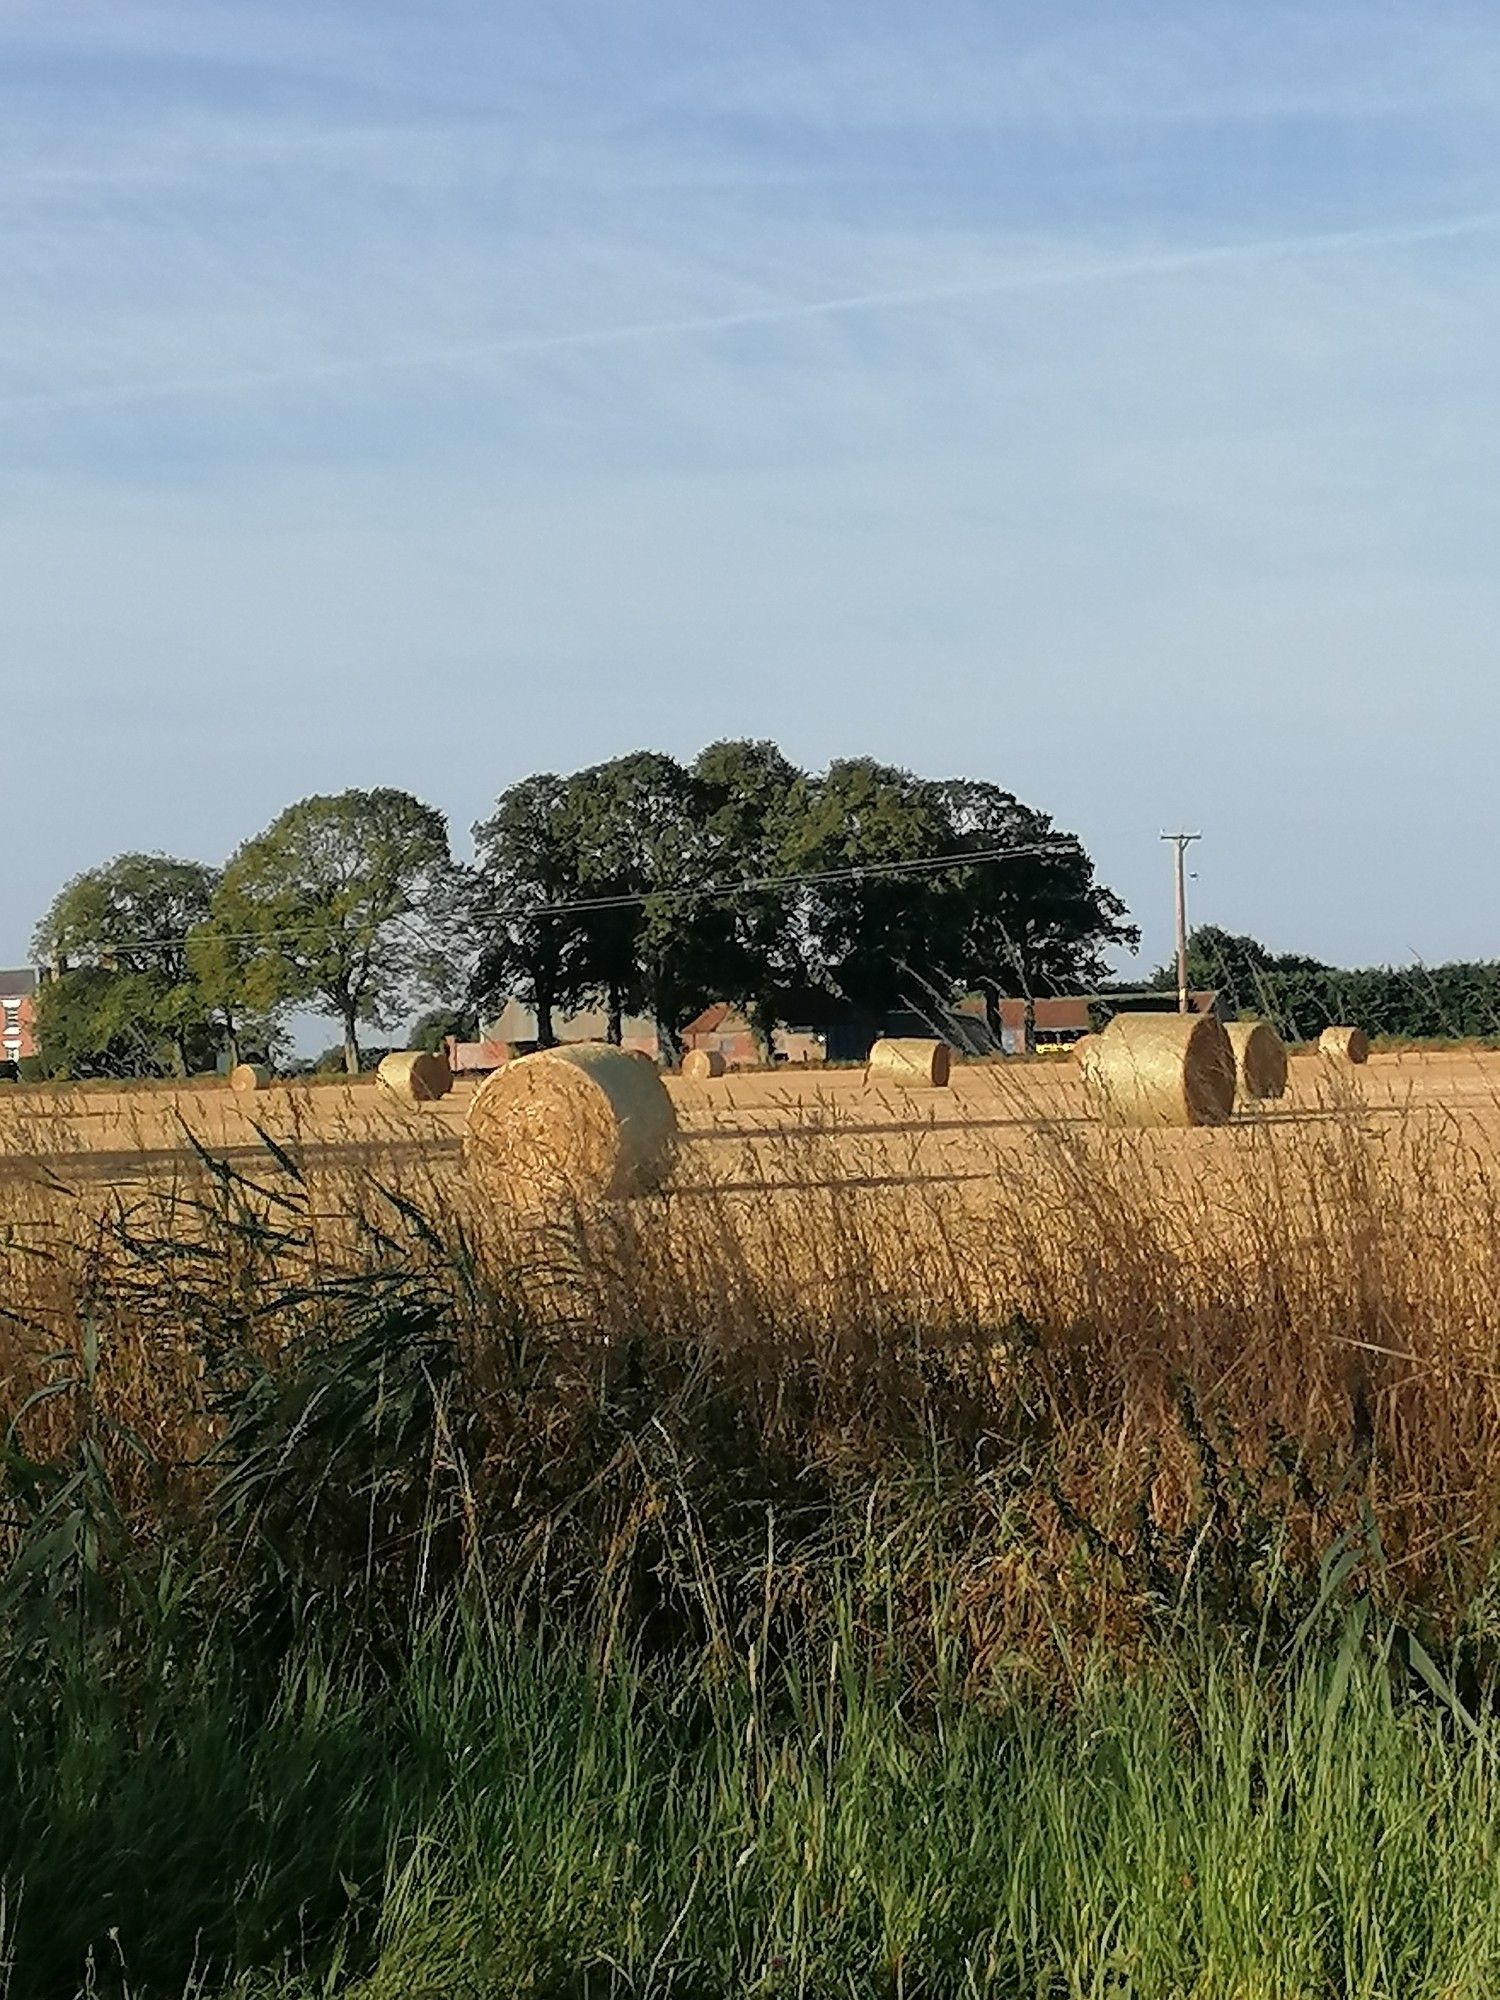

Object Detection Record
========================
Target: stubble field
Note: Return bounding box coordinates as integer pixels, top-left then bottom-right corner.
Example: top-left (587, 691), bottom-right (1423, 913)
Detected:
top-left (2, 1042), bottom-right (1492, 1182)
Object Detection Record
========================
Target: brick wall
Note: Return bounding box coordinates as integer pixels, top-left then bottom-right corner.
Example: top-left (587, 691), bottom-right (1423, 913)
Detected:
top-left (0, 982), bottom-right (37, 1065)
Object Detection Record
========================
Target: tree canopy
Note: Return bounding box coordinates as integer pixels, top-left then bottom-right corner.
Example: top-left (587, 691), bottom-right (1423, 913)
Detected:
top-left (31, 854), bottom-right (223, 1077)
top-left (204, 789), bottom-right (455, 1075)
top-left (28, 746), bottom-right (1143, 1074)
top-left (468, 743), bottom-right (1138, 1050)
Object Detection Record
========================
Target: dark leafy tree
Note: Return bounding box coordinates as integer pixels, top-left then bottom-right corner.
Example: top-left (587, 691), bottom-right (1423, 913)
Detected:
top-left (559, 752), bottom-right (730, 1059)
top-left (940, 780), bottom-right (1139, 1042)
top-left (775, 759), bottom-right (959, 1033)
top-left (470, 774), bottom-right (594, 1047)
top-left (408, 1006), bottom-right (477, 1053)
top-left (691, 739), bottom-right (810, 1054)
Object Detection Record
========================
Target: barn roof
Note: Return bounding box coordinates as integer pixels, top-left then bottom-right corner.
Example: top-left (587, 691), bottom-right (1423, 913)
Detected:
top-left (682, 1002), bottom-right (734, 1036)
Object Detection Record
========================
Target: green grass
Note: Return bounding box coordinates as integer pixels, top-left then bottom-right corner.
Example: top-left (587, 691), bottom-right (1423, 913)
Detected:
top-left (3, 1601), bottom-right (1500, 1998)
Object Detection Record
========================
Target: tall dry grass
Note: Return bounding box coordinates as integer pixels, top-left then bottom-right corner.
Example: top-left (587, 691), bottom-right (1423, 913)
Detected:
top-left (2, 1060), bottom-right (1500, 1669)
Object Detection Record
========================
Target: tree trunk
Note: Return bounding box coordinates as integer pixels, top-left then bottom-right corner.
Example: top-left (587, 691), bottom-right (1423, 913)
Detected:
top-left (982, 991), bottom-right (1004, 1052)
top-left (170, 1037), bottom-right (189, 1081)
top-left (342, 1009), bottom-right (361, 1075)
top-left (750, 998), bottom-right (777, 1063)
top-left (606, 983), bottom-right (623, 1046)
top-left (535, 992), bottom-right (556, 1047)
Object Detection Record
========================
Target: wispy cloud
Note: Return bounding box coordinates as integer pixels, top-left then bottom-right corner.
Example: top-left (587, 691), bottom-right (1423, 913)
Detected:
top-left (6, 207), bottom-right (1499, 418)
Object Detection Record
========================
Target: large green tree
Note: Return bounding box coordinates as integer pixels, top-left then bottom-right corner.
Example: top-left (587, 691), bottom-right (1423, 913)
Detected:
top-left (558, 752), bottom-right (731, 1057)
top-left (470, 774), bottom-right (595, 1047)
top-left (939, 780), bottom-right (1139, 1040)
top-left (205, 790), bottom-right (454, 1075)
top-left (776, 758), bottom-right (959, 1033)
top-left (691, 739), bottom-right (810, 1054)
top-left (32, 853), bottom-right (223, 1077)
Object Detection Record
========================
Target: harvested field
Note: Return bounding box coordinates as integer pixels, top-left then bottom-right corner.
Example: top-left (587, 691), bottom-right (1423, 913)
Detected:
top-left (5, 1047), bottom-right (1500, 1397)
top-left (2, 1046), bottom-right (1497, 1191)
top-left (6, 1042), bottom-right (1500, 1626)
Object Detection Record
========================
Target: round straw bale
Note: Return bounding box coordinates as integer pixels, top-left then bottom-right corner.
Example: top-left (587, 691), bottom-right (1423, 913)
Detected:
top-left (682, 1048), bottom-right (727, 1080)
top-left (464, 1041), bottom-right (678, 1206)
top-left (228, 1063), bottom-right (272, 1094)
top-left (1072, 1032), bottom-right (1099, 1070)
top-left (1319, 1025), bottom-right (1369, 1065)
top-left (1225, 1020), bottom-right (1288, 1101)
top-left (1086, 1012), bottom-right (1235, 1128)
top-left (377, 1048), bottom-right (453, 1103)
top-left (866, 1038), bottom-right (951, 1088)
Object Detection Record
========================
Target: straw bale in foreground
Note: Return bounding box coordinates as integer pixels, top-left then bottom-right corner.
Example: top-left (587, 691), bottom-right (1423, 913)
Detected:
top-left (464, 1041), bottom-right (678, 1205)
top-left (1086, 1012), bottom-right (1235, 1128)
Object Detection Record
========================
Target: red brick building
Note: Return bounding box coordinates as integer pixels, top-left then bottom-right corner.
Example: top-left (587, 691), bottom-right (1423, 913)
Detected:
top-left (0, 969), bottom-right (38, 1069)
top-left (679, 1004), bottom-right (824, 1067)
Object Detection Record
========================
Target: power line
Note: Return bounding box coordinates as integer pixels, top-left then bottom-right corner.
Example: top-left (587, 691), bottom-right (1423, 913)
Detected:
top-left (48, 841), bottom-right (1078, 960)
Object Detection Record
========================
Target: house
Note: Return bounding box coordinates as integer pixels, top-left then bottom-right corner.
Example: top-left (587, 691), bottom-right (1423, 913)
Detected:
top-left (679, 1004), bottom-right (824, 1068)
top-left (0, 969), bottom-right (38, 1069)
top-left (444, 1039), bottom-right (513, 1077)
top-left (483, 999), bottom-right (661, 1059)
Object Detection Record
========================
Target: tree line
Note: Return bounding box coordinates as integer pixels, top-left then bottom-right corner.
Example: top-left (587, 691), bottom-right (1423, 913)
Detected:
top-left (28, 743), bottom-right (1135, 1078)
top-left (1161, 926), bottom-right (1500, 1044)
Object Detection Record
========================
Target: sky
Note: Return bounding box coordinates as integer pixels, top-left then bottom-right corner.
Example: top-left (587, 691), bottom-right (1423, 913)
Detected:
top-left (4, 0), bottom-right (1499, 984)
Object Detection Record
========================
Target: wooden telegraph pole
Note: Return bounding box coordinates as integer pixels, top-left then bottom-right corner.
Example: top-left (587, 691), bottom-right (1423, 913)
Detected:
top-left (1160, 832), bottom-right (1201, 1014)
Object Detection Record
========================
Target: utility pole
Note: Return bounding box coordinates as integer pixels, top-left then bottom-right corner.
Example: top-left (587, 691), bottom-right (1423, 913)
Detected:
top-left (1160, 832), bottom-right (1201, 1014)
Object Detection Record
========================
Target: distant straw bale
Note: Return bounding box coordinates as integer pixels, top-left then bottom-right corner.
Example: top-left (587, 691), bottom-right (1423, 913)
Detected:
top-left (682, 1049), bottom-right (727, 1080)
top-left (228, 1063), bottom-right (272, 1094)
top-left (464, 1041), bottom-right (678, 1206)
top-left (866, 1038), bottom-right (951, 1088)
top-left (1319, 1025), bottom-right (1370, 1065)
top-left (377, 1048), bottom-right (453, 1103)
top-left (1226, 1020), bottom-right (1288, 1101)
top-left (1085, 1012), bottom-right (1235, 1128)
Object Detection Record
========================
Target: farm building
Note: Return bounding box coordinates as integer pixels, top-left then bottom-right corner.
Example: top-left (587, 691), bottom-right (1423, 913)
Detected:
top-left (679, 1004), bottom-right (825, 1068)
top-left (483, 999), bottom-right (662, 1059)
top-left (0, 969), bottom-right (38, 1069)
top-left (993, 989), bottom-right (1224, 1053)
top-left (995, 997), bottom-right (1092, 1052)
top-left (810, 1004), bottom-right (995, 1066)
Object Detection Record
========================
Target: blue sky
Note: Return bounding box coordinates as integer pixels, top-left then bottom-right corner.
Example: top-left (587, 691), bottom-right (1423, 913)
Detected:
top-left (4, 0), bottom-right (1499, 979)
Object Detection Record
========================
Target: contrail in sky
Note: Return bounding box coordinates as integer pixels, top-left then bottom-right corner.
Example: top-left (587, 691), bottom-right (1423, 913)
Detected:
top-left (4, 207), bottom-right (1498, 418)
